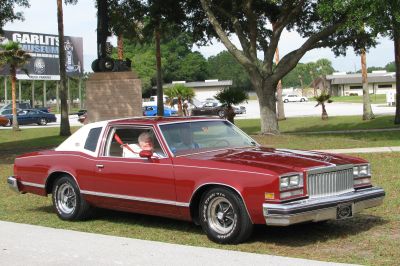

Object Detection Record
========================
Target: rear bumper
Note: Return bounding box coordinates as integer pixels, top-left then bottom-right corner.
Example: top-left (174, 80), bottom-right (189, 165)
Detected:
top-left (7, 176), bottom-right (20, 193)
top-left (263, 187), bottom-right (385, 226)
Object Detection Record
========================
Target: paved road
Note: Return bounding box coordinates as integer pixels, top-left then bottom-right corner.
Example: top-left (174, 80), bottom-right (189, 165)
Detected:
top-left (0, 221), bottom-right (356, 266)
top-left (236, 100), bottom-right (396, 119)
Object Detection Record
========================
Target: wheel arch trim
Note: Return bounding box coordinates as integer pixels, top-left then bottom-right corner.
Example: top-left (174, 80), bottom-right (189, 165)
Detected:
top-left (189, 182), bottom-right (253, 223)
top-left (45, 170), bottom-right (81, 194)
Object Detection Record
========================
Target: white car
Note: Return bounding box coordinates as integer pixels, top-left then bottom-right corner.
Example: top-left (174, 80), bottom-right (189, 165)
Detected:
top-left (283, 94), bottom-right (308, 103)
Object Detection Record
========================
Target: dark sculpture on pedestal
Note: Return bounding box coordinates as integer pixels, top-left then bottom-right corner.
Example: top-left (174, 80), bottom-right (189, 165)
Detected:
top-left (91, 0), bottom-right (131, 72)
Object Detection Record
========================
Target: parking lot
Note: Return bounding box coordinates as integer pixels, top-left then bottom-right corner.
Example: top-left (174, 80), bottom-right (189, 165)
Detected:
top-left (0, 101), bottom-right (396, 130)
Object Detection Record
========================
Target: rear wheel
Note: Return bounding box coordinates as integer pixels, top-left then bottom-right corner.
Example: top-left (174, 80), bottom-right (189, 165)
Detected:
top-left (52, 175), bottom-right (91, 220)
top-left (283, 99), bottom-right (289, 103)
top-left (300, 98), bottom-right (305, 102)
top-left (217, 110), bottom-right (225, 118)
top-left (38, 118), bottom-right (47, 126)
top-left (199, 188), bottom-right (253, 244)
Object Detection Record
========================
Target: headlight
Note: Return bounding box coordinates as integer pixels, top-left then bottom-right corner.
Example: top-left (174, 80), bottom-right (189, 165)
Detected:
top-left (353, 164), bottom-right (370, 178)
top-left (280, 174), bottom-right (303, 191)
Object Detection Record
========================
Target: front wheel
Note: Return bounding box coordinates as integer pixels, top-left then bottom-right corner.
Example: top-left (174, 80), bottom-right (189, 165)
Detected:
top-left (217, 110), bottom-right (225, 118)
top-left (52, 175), bottom-right (91, 220)
top-left (5, 119), bottom-right (11, 127)
top-left (38, 118), bottom-right (47, 125)
top-left (199, 188), bottom-right (253, 244)
top-left (283, 99), bottom-right (289, 103)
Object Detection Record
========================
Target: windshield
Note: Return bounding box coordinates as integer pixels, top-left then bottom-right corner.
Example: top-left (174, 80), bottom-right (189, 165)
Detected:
top-left (159, 120), bottom-right (257, 156)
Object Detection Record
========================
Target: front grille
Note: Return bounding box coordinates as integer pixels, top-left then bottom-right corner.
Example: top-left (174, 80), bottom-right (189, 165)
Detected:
top-left (307, 166), bottom-right (354, 199)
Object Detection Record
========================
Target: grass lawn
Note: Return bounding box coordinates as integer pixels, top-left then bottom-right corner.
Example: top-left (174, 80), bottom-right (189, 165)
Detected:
top-left (0, 119), bottom-right (399, 265)
top-left (330, 94), bottom-right (387, 104)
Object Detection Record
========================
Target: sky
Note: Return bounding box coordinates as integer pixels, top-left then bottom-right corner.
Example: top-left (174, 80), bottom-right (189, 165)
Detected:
top-left (4, 0), bottom-right (396, 74)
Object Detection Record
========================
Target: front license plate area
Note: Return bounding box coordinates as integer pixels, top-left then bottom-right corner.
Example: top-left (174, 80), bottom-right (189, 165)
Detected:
top-left (336, 203), bottom-right (353, 220)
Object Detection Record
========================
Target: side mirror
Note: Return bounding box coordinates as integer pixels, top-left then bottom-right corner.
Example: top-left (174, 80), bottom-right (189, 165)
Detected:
top-left (139, 150), bottom-right (153, 159)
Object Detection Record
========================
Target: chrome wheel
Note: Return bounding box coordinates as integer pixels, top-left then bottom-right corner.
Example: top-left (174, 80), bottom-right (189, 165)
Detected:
top-left (207, 196), bottom-right (236, 234)
top-left (56, 182), bottom-right (76, 215)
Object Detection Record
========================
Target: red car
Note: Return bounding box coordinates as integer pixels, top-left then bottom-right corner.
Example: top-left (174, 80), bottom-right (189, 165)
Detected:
top-left (7, 117), bottom-right (385, 244)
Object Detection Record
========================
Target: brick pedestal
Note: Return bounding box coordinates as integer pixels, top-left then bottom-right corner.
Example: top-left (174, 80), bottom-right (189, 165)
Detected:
top-left (85, 71), bottom-right (142, 123)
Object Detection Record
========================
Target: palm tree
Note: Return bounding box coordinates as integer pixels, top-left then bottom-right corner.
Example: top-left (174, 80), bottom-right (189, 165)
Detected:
top-left (164, 84), bottom-right (195, 116)
top-left (0, 41), bottom-right (31, 131)
top-left (214, 87), bottom-right (249, 124)
top-left (314, 93), bottom-right (333, 120)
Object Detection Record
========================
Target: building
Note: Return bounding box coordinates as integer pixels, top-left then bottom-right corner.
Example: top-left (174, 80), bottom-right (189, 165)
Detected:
top-left (162, 80), bottom-right (232, 102)
top-left (326, 71), bottom-right (396, 96)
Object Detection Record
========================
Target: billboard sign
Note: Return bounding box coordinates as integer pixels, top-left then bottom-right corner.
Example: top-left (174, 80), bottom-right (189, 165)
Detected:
top-left (0, 30), bottom-right (83, 80)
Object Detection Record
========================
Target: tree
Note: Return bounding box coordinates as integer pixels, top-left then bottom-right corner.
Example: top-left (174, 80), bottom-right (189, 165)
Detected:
top-left (214, 87), bottom-right (248, 124)
top-left (188, 0), bottom-right (376, 134)
top-left (367, 0), bottom-right (400, 124)
top-left (57, 0), bottom-right (78, 136)
top-left (0, 41), bottom-right (30, 131)
top-left (0, 0), bottom-right (29, 32)
top-left (144, 0), bottom-right (187, 116)
top-left (314, 93), bottom-right (332, 120)
top-left (164, 84), bottom-right (194, 116)
top-left (108, 0), bottom-right (144, 60)
top-left (207, 51), bottom-right (252, 90)
top-left (360, 48), bottom-right (375, 120)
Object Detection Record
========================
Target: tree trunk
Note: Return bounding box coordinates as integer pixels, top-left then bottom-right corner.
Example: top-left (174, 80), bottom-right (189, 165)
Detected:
top-left (226, 105), bottom-right (236, 124)
top-left (117, 34), bottom-right (124, 60)
top-left (394, 26), bottom-right (400, 124)
top-left (275, 47), bottom-right (286, 121)
top-left (155, 24), bottom-right (164, 116)
top-left (177, 97), bottom-right (183, 116)
top-left (256, 80), bottom-right (279, 135)
top-left (57, 0), bottom-right (71, 136)
top-left (10, 67), bottom-right (19, 131)
top-left (321, 103), bottom-right (328, 120)
top-left (361, 48), bottom-right (375, 120)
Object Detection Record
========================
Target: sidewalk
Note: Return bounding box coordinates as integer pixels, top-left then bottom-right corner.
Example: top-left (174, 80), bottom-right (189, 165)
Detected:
top-left (0, 221), bottom-right (356, 266)
top-left (318, 146), bottom-right (400, 154)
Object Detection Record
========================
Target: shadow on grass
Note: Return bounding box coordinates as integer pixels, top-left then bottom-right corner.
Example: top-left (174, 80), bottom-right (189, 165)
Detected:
top-left (248, 214), bottom-right (387, 246)
top-left (30, 204), bottom-right (387, 245)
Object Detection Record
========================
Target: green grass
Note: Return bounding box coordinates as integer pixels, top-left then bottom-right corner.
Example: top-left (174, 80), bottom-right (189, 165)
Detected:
top-left (1, 151), bottom-right (399, 265)
top-left (330, 94), bottom-right (386, 104)
top-left (236, 115), bottom-right (400, 135)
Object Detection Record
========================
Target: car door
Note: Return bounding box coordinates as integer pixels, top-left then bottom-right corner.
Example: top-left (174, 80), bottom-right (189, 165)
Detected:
top-left (91, 125), bottom-right (179, 217)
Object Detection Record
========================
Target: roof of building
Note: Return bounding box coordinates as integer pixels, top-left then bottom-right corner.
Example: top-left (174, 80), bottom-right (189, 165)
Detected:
top-left (326, 72), bottom-right (396, 85)
top-left (163, 80), bottom-right (232, 89)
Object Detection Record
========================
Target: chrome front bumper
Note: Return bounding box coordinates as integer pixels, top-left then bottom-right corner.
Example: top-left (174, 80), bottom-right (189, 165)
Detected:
top-left (263, 187), bottom-right (385, 226)
top-left (7, 176), bottom-right (20, 193)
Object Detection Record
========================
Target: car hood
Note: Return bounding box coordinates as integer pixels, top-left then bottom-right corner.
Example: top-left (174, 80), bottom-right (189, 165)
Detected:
top-left (182, 146), bottom-right (365, 175)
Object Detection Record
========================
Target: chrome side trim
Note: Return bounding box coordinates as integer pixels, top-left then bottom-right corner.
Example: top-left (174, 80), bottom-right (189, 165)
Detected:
top-left (21, 181), bottom-right (45, 188)
top-left (81, 190), bottom-right (189, 207)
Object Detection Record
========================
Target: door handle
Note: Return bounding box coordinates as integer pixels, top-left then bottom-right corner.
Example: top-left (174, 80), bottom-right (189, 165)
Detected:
top-left (96, 164), bottom-right (104, 169)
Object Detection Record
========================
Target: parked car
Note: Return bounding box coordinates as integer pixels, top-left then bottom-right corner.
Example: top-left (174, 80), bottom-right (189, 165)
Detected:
top-left (0, 115), bottom-right (10, 127)
top-left (3, 109), bottom-right (56, 126)
top-left (0, 102), bottom-right (50, 113)
top-left (143, 105), bottom-right (177, 116)
top-left (7, 117), bottom-right (385, 244)
top-left (283, 94), bottom-right (308, 103)
top-left (192, 101), bottom-right (246, 118)
top-left (191, 101), bottom-right (226, 118)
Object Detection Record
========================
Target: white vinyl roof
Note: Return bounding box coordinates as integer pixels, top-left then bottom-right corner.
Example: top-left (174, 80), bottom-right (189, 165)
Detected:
top-left (55, 120), bottom-right (108, 156)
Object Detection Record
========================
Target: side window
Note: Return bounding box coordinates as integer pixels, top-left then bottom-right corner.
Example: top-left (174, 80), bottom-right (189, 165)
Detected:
top-left (84, 127), bottom-right (102, 152)
top-left (104, 127), bottom-right (166, 158)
